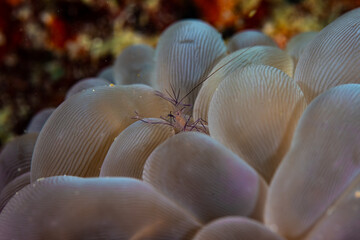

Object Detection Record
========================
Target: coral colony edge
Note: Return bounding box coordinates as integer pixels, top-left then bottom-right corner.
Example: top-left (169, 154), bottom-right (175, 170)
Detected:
top-left (0, 7), bottom-right (360, 240)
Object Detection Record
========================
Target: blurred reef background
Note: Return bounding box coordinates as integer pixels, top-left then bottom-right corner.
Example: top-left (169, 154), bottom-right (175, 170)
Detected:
top-left (0, 0), bottom-right (360, 148)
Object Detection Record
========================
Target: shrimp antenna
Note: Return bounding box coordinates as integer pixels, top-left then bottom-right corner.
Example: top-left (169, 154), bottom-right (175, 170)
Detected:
top-left (162, 82), bottom-right (183, 106)
top-left (169, 82), bottom-right (177, 102)
top-left (178, 47), bottom-right (252, 104)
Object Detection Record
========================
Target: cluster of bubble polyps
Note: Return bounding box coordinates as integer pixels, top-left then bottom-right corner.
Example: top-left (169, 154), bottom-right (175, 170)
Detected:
top-left (155, 20), bottom-right (227, 108)
top-left (0, 8), bottom-right (360, 240)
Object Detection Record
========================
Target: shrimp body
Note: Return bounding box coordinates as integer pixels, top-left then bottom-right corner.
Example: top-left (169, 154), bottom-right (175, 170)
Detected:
top-left (169, 109), bottom-right (191, 133)
top-left (165, 105), bottom-right (207, 134)
top-left (173, 111), bottom-right (187, 129)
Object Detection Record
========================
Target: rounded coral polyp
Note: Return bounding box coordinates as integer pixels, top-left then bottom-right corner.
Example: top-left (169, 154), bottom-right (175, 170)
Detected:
top-left (265, 84), bottom-right (360, 240)
top-left (155, 19), bottom-right (226, 108)
top-left (0, 176), bottom-right (201, 239)
top-left (294, 8), bottom-right (360, 103)
top-left (208, 64), bottom-right (306, 182)
top-left (31, 85), bottom-right (172, 181)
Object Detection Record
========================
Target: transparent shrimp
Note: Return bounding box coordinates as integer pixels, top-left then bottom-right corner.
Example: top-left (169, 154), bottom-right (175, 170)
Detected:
top-left (133, 47), bottom-right (253, 134)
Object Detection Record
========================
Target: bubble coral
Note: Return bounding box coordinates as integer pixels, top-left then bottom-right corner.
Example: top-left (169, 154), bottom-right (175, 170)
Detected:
top-left (193, 216), bottom-right (285, 240)
top-left (0, 172), bottom-right (30, 212)
top-left (143, 132), bottom-right (267, 223)
top-left (0, 133), bottom-right (38, 193)
top-left (3, 7), bottom-right (360, 239)
top-left (208, 65), bottom-right (306, 182)
top-left (193, 46), bottom-right (294, 122)
top-left (113, 44), bottom-right (156, 86)
top-left (155, 19), bottom-right (226, 108)
top-left (25, 108), bottom-right (55, 133)
top-left (65, 77), bottom-right (110, 99)
top-left (31, 85), bottom-right (172, 181)
top-left (97, 66), bottom-right (115, 83)
top-left (294, 8), bottom-right (360, 103)
top-left (265, 84), bottom-right (360, 239)
top-left (0, 176), bottom-right (201, 239)
top-left (100, 118), bottom-right (175, 179)
top-left (227, 30), bottom-right (278, 53)
top-left (285, 31), bottom-right (318, 67)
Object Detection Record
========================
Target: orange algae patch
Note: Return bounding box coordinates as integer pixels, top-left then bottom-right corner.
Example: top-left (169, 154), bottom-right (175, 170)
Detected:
top-left (6, 0), bottom-right (23, 7)
top-left (194, 0), bottom-right (237, 29)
